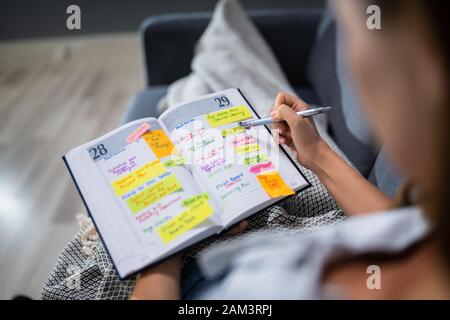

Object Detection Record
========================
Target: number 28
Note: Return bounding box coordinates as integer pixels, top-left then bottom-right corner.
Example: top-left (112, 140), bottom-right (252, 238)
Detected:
top-left (89, 144), bottom-right (108, 160)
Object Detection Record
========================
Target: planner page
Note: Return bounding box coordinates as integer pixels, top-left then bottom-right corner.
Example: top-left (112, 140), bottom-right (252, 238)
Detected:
top-left (65, 118), bottom-right (222, 278)
top-left (159, 89), bottom-right (310, 227)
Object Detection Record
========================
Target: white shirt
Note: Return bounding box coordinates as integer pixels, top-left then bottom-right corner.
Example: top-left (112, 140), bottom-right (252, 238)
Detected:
top-left (196, 207), bottom-right (429, 299)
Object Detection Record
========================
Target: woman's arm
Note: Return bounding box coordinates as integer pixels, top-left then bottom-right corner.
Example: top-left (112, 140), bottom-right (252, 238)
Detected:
top-left (309, 140), bottom-right (393, 215)
top-left (129, 221), bottom-right (248, 300)
top-left (271, 92), bottom-right (393, 216)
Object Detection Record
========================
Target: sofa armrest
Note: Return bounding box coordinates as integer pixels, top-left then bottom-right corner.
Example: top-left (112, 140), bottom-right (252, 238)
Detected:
top-left (140, 8), bottom-right (323, 87)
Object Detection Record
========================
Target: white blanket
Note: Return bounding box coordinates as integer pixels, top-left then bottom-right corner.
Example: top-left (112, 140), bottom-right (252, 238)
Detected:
top-left (157, 0), bottom-right (334, 138)
top-left (157, 0), bottom-right (294, 118)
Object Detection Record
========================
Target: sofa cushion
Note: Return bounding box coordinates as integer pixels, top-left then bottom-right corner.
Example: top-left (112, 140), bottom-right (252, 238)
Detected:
top-left (121, 85), bottom-right (168, 123)
top-left (369, 151), bottom-right (404, 197)
top-left (307, 10), bottom-right (378, 177)
top-left (140, 9), bottom-right (322, 87)
top-left (293, 86), bottom-right (320, 106)
top-left (307, 7), bottom-right (404, 194)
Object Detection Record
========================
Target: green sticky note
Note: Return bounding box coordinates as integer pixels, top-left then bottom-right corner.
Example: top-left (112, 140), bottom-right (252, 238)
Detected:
top-left (243, 153), bottom-right (268, 165)
top-left (221, 126), bottom-right (246, 137)
top-left (181, 192), bottom-right (211, 207)
top-left (163, 157), bottom-right (186, 168)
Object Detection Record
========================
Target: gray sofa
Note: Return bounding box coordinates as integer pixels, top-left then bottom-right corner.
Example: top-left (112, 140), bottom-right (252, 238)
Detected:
top-left (123, 8), bottom-right (403, 197)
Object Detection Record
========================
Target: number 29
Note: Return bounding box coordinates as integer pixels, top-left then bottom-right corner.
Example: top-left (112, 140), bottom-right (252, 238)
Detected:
top-left (214, 96), bottom-right (230, 108)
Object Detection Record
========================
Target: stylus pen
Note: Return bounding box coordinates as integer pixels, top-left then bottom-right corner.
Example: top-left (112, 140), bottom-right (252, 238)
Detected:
top-left (239, 106), bottom-right (333, 128)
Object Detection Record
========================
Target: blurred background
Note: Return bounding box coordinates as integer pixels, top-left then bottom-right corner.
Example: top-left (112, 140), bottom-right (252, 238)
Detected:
top-left (0, 0), bottom-right (324, 300)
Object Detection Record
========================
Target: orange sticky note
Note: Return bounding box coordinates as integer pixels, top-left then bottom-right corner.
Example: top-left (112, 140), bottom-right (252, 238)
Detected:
top-left (142, 129), bottom-right (175, 159)
top-left (256, 171), bottom-right (295, 198)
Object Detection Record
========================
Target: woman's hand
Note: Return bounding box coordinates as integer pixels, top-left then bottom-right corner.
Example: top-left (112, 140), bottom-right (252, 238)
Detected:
top-left (130, 254), bottom-right (182, 300)
top-left (270, 93), bottom-right (393, 215)
top-left (270, 92), bottom-right (328, 170)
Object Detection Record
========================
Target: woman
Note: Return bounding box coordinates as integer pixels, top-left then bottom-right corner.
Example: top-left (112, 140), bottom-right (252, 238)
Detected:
top-left (131, 0), bottom-right (449, 299)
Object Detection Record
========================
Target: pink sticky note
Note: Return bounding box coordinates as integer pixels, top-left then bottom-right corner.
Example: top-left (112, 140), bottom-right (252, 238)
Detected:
top-left (249, 161), bottom-right (275, 174)
top-left (126, 122), bottom-right (151, 144)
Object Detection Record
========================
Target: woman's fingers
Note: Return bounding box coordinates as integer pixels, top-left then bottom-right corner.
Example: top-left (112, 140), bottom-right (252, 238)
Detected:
top-left (274, 92), bottom-right (310, 112)
top-left (271, 121), bottom-right (291, 137)
top-left (279, 123), bottom-right (291, 138)
top-left (278, 136), bottom-right (292, 146)
top-left (274, 130), bottom-right (290, 145)
top-left (273, 104), bottom-right (301, 126)
top-left (275, 92), bottom-right (299, 108)
top-left (225, 220), bottom-right (249, 235)
top-left (271, 106), bottom-right (293, 146)
top-left (270, 103), bottom-right (278, 114)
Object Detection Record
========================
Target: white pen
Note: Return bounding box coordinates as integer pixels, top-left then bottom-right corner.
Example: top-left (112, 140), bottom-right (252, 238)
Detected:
top-left (239, 106), bottom-right (333, 128)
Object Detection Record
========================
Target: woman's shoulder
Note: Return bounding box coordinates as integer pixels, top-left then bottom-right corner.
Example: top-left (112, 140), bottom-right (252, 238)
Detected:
top-left (329, 206), bottom-right (429, 251)
top-left (195, 206), bottom-right (430, 299)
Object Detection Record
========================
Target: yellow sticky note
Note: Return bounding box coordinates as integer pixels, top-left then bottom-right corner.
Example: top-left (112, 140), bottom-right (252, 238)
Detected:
top-left (111, 160), bottom-right (166, 196)
top-left (157, 200), bottom-right (214, 243)
top-left (206, 106), bottom-right (253, 128)
top-left (236, 143), bottom-right (260, 154)
top-left (256, 171), bottom-right (295, 198)
top-left (142, 129), bottom-right (175, 159)
top-left (125, 174), bottom-right (182, 214)
top-left (221, 126), bottom-right (246, 137)
top-left (181, 192), bottom-right (210, 207)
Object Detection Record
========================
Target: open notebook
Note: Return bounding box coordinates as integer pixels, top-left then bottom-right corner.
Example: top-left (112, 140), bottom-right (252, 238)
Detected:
top-left (64, 88), bottom-right (310, 279)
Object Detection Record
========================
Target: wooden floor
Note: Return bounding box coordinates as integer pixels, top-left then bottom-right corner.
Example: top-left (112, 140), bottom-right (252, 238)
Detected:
top-left (0, 34), bottom-right (142, 299)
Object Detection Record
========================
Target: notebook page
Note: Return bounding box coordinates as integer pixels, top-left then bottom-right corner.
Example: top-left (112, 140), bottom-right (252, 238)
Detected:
top-left (65, 118), bottom-right (221, 278)
top-left (159, 89), bottom-right (309, 227)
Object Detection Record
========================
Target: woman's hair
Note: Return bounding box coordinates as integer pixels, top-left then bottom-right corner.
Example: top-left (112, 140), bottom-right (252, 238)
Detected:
top-left (369, 0), bottom-right (450, 267)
